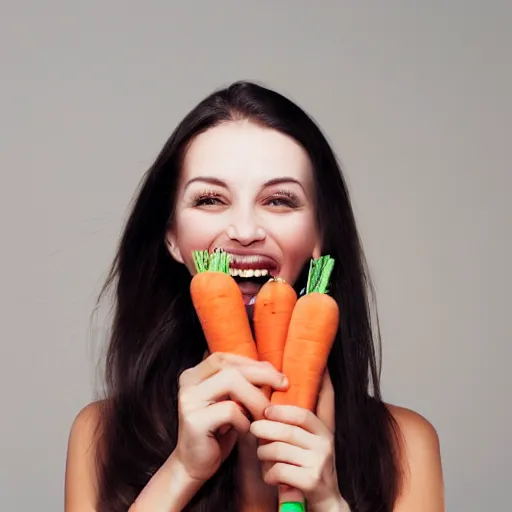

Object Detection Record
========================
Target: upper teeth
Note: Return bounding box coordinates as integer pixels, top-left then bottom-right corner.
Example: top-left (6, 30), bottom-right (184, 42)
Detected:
top-left (229, 268), bottom-right (269, 278)
top-left (228, 254), bottom-right (269, 265)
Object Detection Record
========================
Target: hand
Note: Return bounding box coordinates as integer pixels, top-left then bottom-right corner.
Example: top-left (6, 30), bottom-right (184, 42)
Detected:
top-left (250, 372), bottom-right (348, 511)
top-left (172, 352), bottom-right (288, 484)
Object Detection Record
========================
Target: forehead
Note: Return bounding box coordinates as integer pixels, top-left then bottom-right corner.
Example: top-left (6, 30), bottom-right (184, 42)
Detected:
top-left (181, 120), bottom-right (313, 184)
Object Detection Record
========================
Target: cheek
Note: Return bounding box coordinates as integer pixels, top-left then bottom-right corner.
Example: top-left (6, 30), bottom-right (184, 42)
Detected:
top-left (174, 212), bottom-right (225, 264)
top-left (271, 215), bottom-right (319, 278)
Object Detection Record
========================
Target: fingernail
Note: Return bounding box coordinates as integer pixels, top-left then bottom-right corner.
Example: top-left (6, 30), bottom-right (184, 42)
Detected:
top-left (280, 375), bottom-right (289, 387)
top-left (264, 406), bottom-right (274, 417)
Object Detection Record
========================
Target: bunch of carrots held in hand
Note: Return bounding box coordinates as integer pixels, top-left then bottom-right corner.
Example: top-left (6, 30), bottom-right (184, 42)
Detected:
top-left (189, 248), bottom-right (339, 510)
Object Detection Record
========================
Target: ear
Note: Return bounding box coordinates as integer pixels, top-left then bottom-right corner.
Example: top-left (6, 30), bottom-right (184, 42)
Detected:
top-left (165, 229), bottom-right (185, 264)
top-left (312, 236), bottom-right (323, 259)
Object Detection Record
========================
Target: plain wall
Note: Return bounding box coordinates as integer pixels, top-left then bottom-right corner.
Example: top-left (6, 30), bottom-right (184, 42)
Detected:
top-left (1, 1), bottom-right (510, 510)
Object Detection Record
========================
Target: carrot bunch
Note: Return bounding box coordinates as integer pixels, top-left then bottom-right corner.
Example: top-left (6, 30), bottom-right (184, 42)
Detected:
top-left (189, 249), bottom-right (338, 512)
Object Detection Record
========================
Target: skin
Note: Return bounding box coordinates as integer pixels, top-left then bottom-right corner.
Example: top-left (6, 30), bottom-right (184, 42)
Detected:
top-left (165, 120), bottom-right (322, 287)
top-left (64, 120), bottom-right (445, 511)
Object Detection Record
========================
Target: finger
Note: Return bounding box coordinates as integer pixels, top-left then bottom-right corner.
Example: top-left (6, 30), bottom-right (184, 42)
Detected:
top-left (193, 368), bottom-right (279, 420)
top-left (264, 462), bottom-right (314, 493)
top-left (316, 370), bottom-right (335, 432)
top-left (250, 420), bottom-right (316, 449)
top-left (194, 400), bottom-right (251, 435)
top-left (257, 441), bottom-right (309, 467)
top-left (179, 352), bottom-right (270, 388)
top-left (179, 354), bottom-right (222, 388)
top-left (264, 405), bottom-right (332, 438)
top-left (194, 362), bottom-right (287, 397)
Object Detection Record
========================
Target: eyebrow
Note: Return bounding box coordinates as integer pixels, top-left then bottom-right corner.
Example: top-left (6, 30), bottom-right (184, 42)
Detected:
top-left (184, 176), bottom-right (305, 191)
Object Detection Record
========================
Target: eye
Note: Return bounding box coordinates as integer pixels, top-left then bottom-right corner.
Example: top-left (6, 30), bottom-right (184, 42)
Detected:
top-left (267, 197), bottom-right (293, 207)
top-left (193, 192), bottom-right (225, 207)
top-left (265, 191), bottom-right (300, 208)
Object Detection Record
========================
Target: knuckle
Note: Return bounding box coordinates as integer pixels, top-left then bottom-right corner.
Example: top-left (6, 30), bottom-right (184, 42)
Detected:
top-left (226, 401), bottom-right (239, 418)
top-left (287, 425), bottom-right (299, 444)
top-left (209, 352), bottom-right (224, 367)
top-left (298, 408), bottom-right (310, 425)
top-left (178, 368), bottom-right (191, 387)
top-left (320, 436), bottom-right (334, 455)
top-left (178, 388), bottom-right (195, 412)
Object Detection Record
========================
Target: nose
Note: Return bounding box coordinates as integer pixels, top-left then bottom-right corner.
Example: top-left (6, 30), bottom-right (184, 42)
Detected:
top-left (226, 210), bottom-right (266, 246)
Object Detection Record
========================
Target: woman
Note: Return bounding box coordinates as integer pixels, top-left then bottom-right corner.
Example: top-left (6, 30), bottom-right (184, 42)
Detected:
top-left (65, 81), bottom-right (444, 511)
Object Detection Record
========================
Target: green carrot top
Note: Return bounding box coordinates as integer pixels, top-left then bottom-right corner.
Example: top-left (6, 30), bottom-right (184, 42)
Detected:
top-left (193, 249), bottom-right (230, 273)
top-left (305, 255), bottom-right (335, 294)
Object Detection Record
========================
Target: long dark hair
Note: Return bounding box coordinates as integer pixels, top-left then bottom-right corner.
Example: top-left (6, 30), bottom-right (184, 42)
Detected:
top-left (93, 81), bottom-right (403, 512)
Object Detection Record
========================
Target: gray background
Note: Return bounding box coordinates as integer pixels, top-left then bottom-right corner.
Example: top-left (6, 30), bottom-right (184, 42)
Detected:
top-left (1, 1), bottom-right (510, 510)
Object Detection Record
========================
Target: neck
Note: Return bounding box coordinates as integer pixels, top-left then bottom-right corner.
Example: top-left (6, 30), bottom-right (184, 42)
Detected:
top-left (237, 432), bottom-right (277, 511)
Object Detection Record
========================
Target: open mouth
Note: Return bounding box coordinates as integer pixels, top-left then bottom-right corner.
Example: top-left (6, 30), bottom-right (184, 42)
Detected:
top-left (225, 253), bottom-right (279, 304)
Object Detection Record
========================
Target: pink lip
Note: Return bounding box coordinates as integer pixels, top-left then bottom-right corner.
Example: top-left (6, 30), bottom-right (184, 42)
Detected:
top-left (212, 247), bottom-right (271, 257)
top-left (212, 247), bottom-right (280, 273)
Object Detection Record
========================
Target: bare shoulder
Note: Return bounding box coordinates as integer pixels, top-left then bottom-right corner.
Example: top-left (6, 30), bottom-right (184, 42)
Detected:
top-left (386, 403), bottom-right (440, 451)
top-left (385, 403), bottom-right (445, 511)
top-left (65, 400), bottom-right (106, 512)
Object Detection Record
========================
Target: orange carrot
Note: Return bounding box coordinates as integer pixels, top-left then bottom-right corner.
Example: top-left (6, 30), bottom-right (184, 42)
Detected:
top-left (190, 249), bottom-right (258, 360)
top-left (270, 291), bottom-right (338, 410)
top-left (253, 277), bottom-right (297, 398)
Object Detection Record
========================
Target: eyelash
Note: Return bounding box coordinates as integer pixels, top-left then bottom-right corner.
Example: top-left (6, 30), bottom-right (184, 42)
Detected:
top-left (192, 191), bottom-right (224, 207)
top-left (191, 190), bottom-right (300, 208)
top-left (266, 190), bottom-right (300, 207)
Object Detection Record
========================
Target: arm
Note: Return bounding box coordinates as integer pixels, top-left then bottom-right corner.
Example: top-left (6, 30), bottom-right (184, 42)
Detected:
top-left (64, 403), bottom-right (100, 512)
top-left (64, 402), bottom-right (202, 512)
top-left (388, 405), bottom-right (445, 512)
top-left (129, 453), bottom-right (203, 512)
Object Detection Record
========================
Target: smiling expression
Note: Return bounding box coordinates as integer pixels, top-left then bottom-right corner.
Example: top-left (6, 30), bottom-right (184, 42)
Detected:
top-left (166, 120), bottom-right (322, 302)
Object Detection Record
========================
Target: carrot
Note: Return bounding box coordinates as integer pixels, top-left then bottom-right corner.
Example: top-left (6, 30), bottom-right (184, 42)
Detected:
top-left (190, 249), bottom-right (258, 360)
top-left (270, 256), bottom-right (338, 512)
top-left (253, 277), bottom-right (297, 399)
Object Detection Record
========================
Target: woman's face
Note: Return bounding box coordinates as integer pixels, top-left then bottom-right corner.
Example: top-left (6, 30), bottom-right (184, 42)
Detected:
top-left (166, 120), bottom-right (321, 304)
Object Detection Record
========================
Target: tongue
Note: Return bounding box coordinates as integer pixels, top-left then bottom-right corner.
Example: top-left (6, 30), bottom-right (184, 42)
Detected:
top-left (237, 280), bottom-right (262, 305)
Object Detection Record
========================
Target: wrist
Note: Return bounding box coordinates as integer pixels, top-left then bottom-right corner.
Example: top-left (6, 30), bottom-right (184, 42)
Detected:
top-left (165, 451), bottom-right (206, 494)
top-left (309, 493), bottom-right (350, 512)
top-left (130, 451), bottom-right (205, 512)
